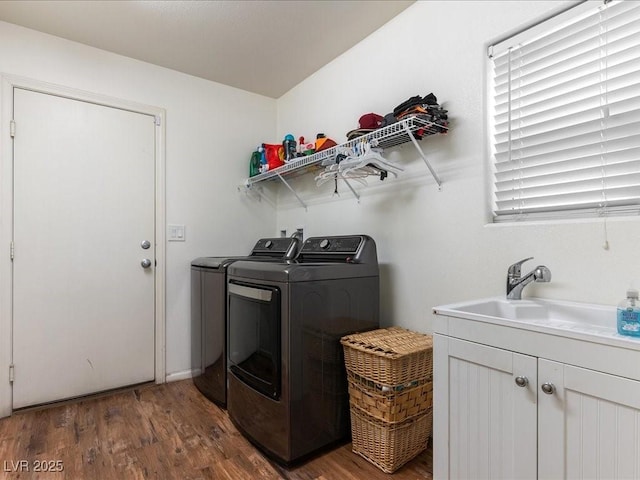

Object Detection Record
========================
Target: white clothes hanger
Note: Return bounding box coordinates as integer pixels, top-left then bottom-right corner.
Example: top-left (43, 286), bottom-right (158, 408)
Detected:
top-left (339, 143), bottom-right (403, 175)
top-left (316, 140), bottom-right (402, 188)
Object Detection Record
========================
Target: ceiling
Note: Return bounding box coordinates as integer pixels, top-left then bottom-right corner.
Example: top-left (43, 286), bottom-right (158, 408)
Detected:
top-left (0, 0), bottom-right (415, 98)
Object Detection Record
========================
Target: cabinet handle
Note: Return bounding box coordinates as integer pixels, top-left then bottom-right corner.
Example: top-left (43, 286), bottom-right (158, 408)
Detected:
top-left (541, 382), bottom-right (555, 395)
top-left (514, 376), bottom-right (528, 387)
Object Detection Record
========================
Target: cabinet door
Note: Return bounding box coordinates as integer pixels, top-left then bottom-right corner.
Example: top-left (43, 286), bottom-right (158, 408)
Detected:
top-left (539, 359), bottom-right (640, 480)
top-left (434, 335), bottom-right (537, 480)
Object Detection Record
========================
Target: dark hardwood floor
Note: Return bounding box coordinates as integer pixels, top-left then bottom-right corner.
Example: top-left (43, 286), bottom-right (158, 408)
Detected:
top-left (0, 380), bottom-right (432, 479)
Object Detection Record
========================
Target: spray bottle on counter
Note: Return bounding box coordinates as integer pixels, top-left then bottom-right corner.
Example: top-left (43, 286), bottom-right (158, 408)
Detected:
top-left (617, 287), bottom-right (640, 336)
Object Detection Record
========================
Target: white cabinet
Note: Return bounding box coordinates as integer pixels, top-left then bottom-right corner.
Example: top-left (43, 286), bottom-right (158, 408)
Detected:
top-left (433, 320), bottom-right (640, 480)
top-left (434, 336), bottom-right (537, 479)
top-left (539, 359), bottom-right (640, 480)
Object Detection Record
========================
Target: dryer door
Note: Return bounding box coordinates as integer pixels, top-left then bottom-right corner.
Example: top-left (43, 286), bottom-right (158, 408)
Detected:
top-left (228, 281), bottom-right (281, 400)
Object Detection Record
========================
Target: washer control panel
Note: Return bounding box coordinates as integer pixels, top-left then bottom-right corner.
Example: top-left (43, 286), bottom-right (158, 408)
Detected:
top-left (302, 236), bottom-right (363, 254)
top-left (251, 237), bottom-right (300, 259)
top-left (297, 235), bottom-right (377, 264)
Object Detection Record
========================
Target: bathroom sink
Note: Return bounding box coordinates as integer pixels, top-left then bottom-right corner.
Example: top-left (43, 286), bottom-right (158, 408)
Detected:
top-left (434, 296), bottom-right (621, 339)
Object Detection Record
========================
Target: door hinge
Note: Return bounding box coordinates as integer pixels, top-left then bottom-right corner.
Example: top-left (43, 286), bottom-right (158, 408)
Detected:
top-left (154, 116), bottom-right (161, 126)
top-left (9, 364), bottom-right (14, 383)
top-left (10, 241), bottom-right (14, 261)
top-left (10, 120), bottom-right (15, 138)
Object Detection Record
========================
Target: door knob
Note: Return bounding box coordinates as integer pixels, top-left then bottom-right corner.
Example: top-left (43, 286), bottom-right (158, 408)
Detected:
top-left (514, 376), bottom-right (528, 387)
top-left (541, 382), bottom-right (555, 395)
top-left (141, 258), bottom-right (152, 269)
top-left (140, 240), bottom-right (151, 250)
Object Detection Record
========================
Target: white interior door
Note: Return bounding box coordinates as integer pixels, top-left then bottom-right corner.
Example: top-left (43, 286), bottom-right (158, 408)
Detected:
top-left (12, 88), bottom-right (156, 409)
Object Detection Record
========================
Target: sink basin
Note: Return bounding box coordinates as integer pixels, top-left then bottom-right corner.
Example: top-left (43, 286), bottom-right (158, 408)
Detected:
top-left (455, 299), bottom-right (548, 320)
top-left (434, 296), bottom-right (621, 339)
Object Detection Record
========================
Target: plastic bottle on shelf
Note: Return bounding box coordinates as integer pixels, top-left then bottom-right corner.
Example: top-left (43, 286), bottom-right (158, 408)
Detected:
top-left (283, 134), bottom-right (297, 162)
top-left (298, 136), bottom-right (315, 156)
top-left (258, 145), bottom-right (268, 173)
top-left (617, 288), bottom-right (640, 336)
top-left (249, 149), bottom-right (261, 177)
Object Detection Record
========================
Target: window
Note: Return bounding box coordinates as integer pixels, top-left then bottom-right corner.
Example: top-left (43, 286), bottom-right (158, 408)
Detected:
top-left (488, 0), bottom-right (640, 222)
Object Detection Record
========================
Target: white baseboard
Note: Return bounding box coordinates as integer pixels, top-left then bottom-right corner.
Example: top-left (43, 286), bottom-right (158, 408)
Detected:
top-left (165, 368), bottom-right (198, 383)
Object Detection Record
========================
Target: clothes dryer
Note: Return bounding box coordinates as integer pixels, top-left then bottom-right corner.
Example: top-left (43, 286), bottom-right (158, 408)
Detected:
top-left (191, 236), bottom-right (301, 407)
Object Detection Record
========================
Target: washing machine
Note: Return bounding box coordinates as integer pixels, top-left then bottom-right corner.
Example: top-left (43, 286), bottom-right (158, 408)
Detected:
top-left (226, 235), bottom-right (379, 463)
top-left (190, 236), bottom-right (301, 407)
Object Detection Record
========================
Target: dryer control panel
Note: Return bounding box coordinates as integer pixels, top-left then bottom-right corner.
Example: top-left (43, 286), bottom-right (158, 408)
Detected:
top-left (299, 235), bottom-right (377, 264)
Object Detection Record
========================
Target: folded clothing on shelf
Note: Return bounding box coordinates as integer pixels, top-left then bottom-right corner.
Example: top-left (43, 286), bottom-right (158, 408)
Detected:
top-left (346, 94), bottom-right (448, 140)
top-left (392, 93), bottom-right (449, 137)
top-left (392, 93), bottom-right (439, 117)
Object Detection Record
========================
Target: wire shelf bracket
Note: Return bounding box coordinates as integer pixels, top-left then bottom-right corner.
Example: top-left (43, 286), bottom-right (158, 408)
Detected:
top-left (342, 177), bottom-right (361, 202)
top-left (402, 122), bottom-right (443, 189)
top-left (276, 172), bottom-right (308, 210)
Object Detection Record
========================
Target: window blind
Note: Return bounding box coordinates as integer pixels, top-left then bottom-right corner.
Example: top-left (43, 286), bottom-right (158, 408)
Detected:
top-left (489, 0), bottom-right (640, 221)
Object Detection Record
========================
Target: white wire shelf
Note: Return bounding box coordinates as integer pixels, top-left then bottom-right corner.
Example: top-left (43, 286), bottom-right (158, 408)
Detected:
top-left (240, 115), bottom-right (448, 209)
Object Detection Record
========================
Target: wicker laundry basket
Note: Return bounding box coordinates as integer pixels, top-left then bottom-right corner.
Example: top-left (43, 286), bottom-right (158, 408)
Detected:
top-left (341, 327), bottom-right (433, 473)
top-left (341, 326), bottom-right (433, 386)
top-left (347, 370), bottom-right (433, 424)
top-left (350, 407), bottom-right (432, 474)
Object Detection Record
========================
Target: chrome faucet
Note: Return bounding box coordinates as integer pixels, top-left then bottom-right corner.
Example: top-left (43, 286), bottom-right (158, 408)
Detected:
top-left (506, 257), bottom-right (552, 300)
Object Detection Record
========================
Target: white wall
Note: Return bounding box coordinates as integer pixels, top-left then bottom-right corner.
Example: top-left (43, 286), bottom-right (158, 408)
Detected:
top-left (275, 1), bottom-right (640, 332)
top-left (0, 21), bottom-right (278, 378)
top-left (2, 0), bottom-right (639, 385)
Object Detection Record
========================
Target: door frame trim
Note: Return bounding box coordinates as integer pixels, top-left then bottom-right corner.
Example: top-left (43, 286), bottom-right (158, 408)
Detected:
top-left (0, 74), bottom-right (167, 417)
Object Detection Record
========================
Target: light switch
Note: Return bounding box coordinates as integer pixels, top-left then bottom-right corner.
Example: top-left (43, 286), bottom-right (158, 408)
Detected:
top-left (168, 224), bottom-right (185, 242)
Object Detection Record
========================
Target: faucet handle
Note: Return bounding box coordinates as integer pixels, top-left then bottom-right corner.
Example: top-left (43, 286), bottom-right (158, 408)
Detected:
top-left (534, 265), bottom-right (552, 283)
top-left (508, 257), bottom-right (534, 277)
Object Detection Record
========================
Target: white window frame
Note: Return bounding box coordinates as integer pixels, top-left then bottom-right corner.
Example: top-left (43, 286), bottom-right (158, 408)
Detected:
top-left (487, 0), bottom-right (640, 223)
